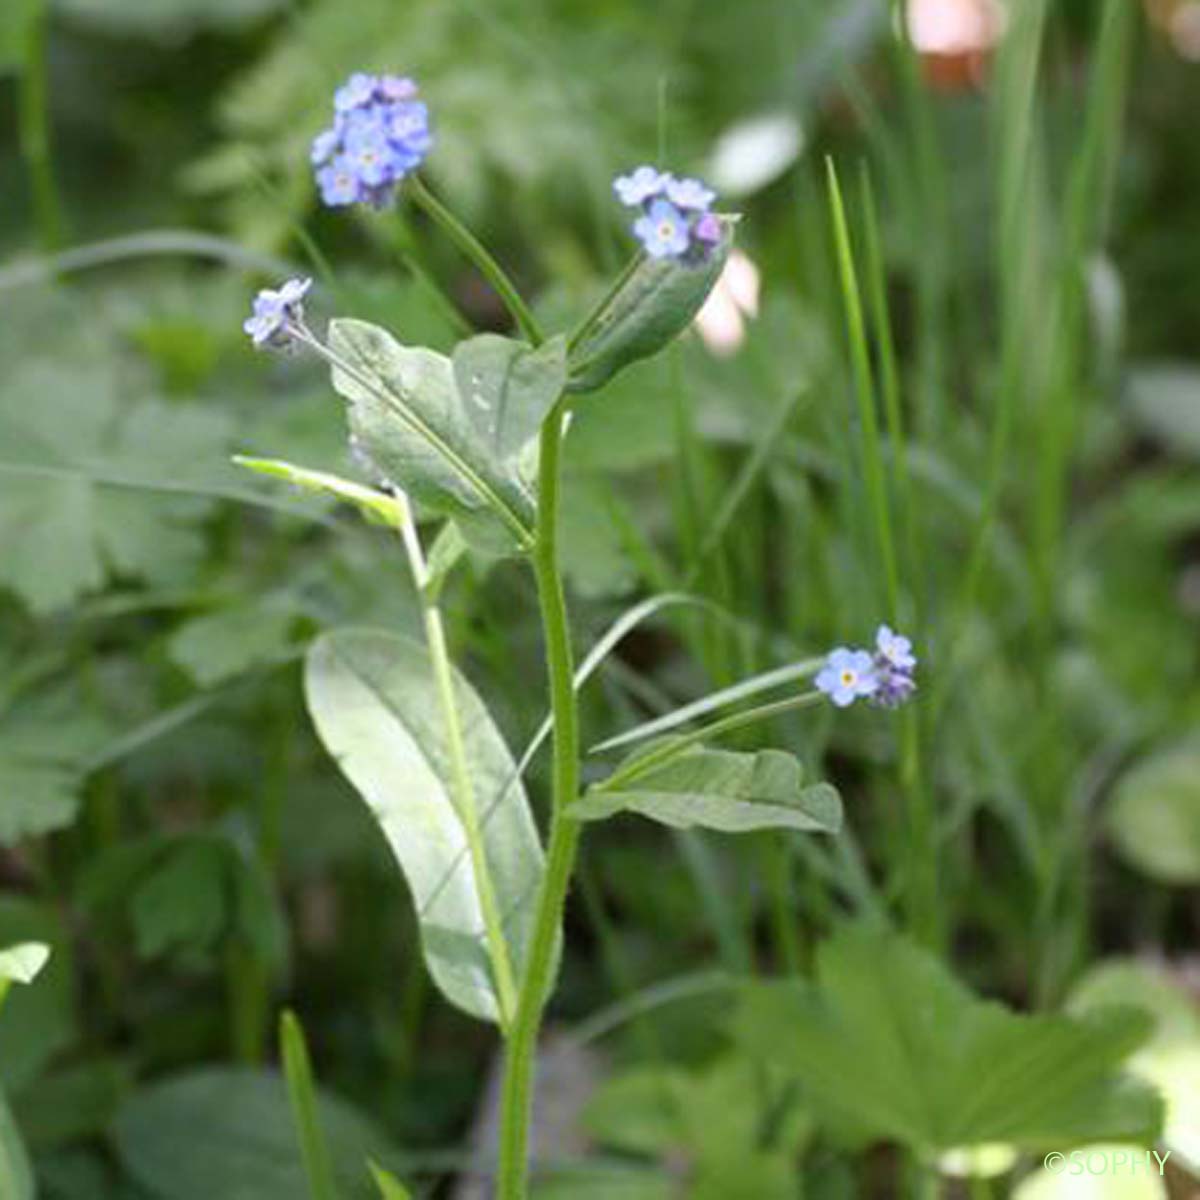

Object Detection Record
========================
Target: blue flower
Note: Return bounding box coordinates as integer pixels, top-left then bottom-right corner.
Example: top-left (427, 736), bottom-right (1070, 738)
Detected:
top-left (871, 624), bottom-right (918, 708)
top-left (335, 72), bottom-right (378, 113)
top-left (615, 165), bottom-right (721, 262)
top-left (693, 211), bottom-right (722, 247)
top-left (378, 74), bottom-right (418, 101)
top-left (876, 624), bottom-right (916, 672)
top-left (313, 73), bottom-right (433, 209)
top-left (243, 277), bottom-right (311, 349)
top-left (317, 155), bottom-right (361, 207)
top-left (614, 165), bottom-right (667, 207)
top-left (310, 128), bottom-right (338, 166)
top-left (634, 198), bottom-right (691, 259)
top-left (816, 648), bottom-right (879, 708)
top-left (665, 175), bottom-right (715, 211)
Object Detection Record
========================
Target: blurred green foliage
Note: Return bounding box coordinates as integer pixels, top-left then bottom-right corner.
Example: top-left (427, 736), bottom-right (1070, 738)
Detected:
top-left (1, 0), bottom-right (1199, 1195)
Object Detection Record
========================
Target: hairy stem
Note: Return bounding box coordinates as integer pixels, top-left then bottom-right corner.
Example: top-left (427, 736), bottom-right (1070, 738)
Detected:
top-left (496, 401), bottom-right (581, 1199)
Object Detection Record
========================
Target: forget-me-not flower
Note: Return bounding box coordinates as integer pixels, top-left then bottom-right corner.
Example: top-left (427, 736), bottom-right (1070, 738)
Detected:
top-left (816, 648), bottom-right (880, 708)
top-left (871, 624), bottom-right (918, 708)
top-left (243, 277), bottom-right (311, 349)
top-left (614, 164), bottom-right (722, 263)
top-left (666, 175), bottom-right (716, 211)
top-left (634, 199), bottom-right (692, 259)
top-left (876, 624), bottom-right (916, 672)
top-left (614, 165), bottom-right (668, 207)
top-left (312, 73), bottom-right (433, 209)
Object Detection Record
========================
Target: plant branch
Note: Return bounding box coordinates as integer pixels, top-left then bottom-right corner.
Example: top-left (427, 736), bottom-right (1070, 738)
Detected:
top-left (408, 175), bottom-right (544, 346)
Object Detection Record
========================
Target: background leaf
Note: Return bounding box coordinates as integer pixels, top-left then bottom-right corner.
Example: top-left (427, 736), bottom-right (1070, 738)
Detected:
top-left (733, 927), bottom-right (1163, 1155)
top-left (304, 628), bottom-right (548, 1024)
top-left (0, 365), bottom-right (232, 613)
top-left (1105, 743), bottom-right (1200, 885)
top-left (114, 1068), bottom-right (395, 1200)
top-left (0, 1090), bottom-right (34, 1200)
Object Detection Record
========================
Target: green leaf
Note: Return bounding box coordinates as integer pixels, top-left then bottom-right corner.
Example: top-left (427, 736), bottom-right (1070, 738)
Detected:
top-left (0, 1090), bottom-right (34, 1200)
top-left (233, 456), bottom-right (407, 527)
top-left (304, 628), bottom-right (548, 1024)
top-left (368, 1162), bottom-right (412, 1200)
top-left (424, 521), bottom-right (468, 601)
top-left (0, 367), bottom-right (232, 613)
top-left (584, 1056), bottom-right (810, 1200)
top-left (328, 319), bottom-right (536, 554)
top-left (0, 679), bottom-right (112, 844)
top-left (130, 839), bottom-right (228, 959)
top-left (1105, 743), bottom-right (1200, 885)
top-left (451, 333), bottom-right (567, 459)
top-left (573, 745), bottom-right (842, 835)
top-left (566, 219), bottom-right (736, 394)
top-left (0, 943), bottom-right (49, 987)
top-left (0, 900), bottom-right (74, 1092)
top-left (1070, 959), bottom-right (1200, 1175)
top-left (12, 1058), bottom-right (130, 1149)
top-left (114, 1068), bottom-right (396, 1200)
top-left (52, 0), bottom-right (286, 38)
top-left (734, 926), bottom-right (1163, 1156)
top-left (280, 1012), bottom-right (339, 1200)
top-left (167, 603), bottom-right (300, 687)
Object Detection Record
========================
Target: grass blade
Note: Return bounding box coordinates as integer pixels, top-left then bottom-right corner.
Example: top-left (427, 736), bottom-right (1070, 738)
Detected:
top-left (280, 1010), bottom-right (340, 1200)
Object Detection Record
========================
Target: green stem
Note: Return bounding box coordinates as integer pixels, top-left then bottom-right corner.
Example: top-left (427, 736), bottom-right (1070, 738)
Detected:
top-left (0, 979), bottom-right (11, 1015)
top-left (407, 175), bottom-right (544, 345)
top-left (496, 402), bottom-right (581, 1199)
top-left (394, 503), bottom-right (518, 1030)
top-left (19, 0), bottom-right (65, 250)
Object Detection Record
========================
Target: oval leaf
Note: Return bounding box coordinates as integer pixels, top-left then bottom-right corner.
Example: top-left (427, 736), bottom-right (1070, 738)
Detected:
top-left (452, 333), bottom-right (567, 459)
top-left (305, 628), bottom-right (548, 1024)
top-left (566, 217), bottom-right (736, 394)
top-left (1106, 744), bottom-right (1200, 885)
top-left (573, 745), bottom-right (842, 834)
top-left (114, 1067), bottom-right (395, 1200)
top-left (328, 319), bottom-right (536, 555)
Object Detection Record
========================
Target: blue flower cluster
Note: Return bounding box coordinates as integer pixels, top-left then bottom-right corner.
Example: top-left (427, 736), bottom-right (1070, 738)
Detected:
top-left (243, 277), bottom-right (311, 350)
top-left (311, 73), bottom-right (433, 209)
top-left (816, 625), bottom-right (918, 709)
top-left (613, 166), bottom-right (721, 262)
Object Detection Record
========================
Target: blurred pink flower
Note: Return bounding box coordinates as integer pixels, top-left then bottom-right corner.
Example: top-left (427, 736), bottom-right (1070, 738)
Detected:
top-left (693, 250), bottom-right (761, 357)
top-left (1170, 2), bottom-right (1200, 59)
top-left (906, 0), bottom-right (1005, 56)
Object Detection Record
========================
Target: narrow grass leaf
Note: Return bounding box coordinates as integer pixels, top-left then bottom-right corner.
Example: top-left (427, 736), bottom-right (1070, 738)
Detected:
top-left (281, 1011), bottom-right (340, 1200)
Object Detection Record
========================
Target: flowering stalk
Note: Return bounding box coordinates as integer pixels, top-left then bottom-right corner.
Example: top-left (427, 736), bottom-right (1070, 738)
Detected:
top-left (407, 175), bottom-right (544, 346)
top-left (496, 398), bottom-right (582, 1199)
